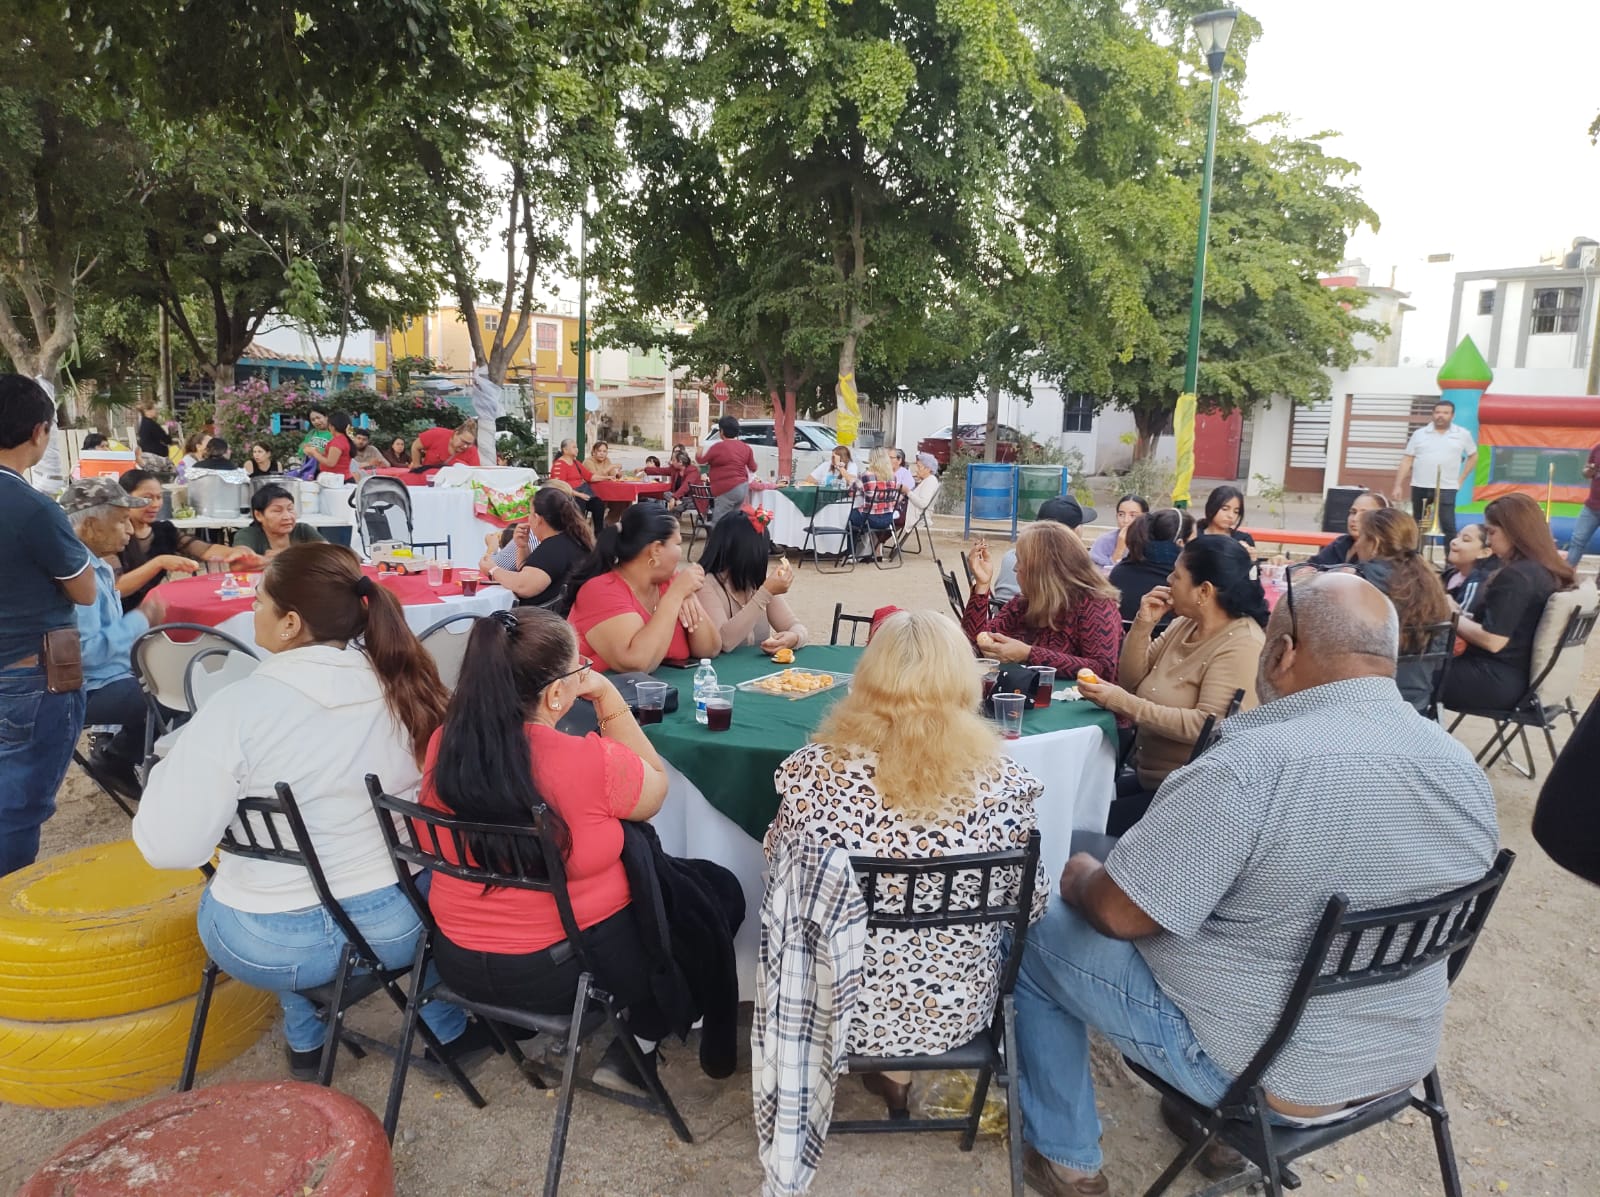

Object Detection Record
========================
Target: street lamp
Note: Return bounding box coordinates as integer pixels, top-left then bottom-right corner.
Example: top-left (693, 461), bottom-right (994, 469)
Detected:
top-left (1172, 7), bottom-right (1239, 508)
top-left (575, 188), bottom-right (594, 460)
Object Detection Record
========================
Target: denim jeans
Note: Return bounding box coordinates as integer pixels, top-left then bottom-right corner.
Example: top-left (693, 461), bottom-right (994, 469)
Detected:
top-left (1566, 504), bottom-right (1600, 566)
top-left (83, 675), bottom-right (150, 767)
top-left (0, 658), bottom-right (86, 877)
top-left (1014, 901), bottom-right (1235, 1175)
top-left (197, 879), bottom-right (467, 1052)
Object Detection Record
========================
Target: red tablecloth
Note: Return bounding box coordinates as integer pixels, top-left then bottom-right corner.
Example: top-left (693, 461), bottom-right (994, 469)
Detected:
top-left (1239, 526), bottom-right (1337, 547)
top-left (153, 565), bottom-right (467, 633)
top-left (373, 466), bottom-right (437, 487)
top-left (589, 478), bottom-right (671, 503)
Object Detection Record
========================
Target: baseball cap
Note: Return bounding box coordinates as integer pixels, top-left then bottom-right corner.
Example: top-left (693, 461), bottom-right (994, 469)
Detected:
top-left (59, 476), bottom-right (151, 515)
top-left (915, 452), bottom-right (939, 471)
top-left (1038, 494), bottom-right (1098, 528)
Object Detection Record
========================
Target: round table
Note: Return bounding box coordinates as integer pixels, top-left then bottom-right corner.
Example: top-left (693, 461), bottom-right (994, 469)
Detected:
top-left (150, 564), bottom-right (515, 643)
top-left (588, 477), bottom-right (671, 504)
top-left (753, 486), bottom-right (852, 549)
top-left (639, 644), bottom-right (1118, 992)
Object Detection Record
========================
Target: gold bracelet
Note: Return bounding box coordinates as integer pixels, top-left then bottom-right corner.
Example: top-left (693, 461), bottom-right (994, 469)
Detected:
top-left (597, 706), bottom-right (633, 733)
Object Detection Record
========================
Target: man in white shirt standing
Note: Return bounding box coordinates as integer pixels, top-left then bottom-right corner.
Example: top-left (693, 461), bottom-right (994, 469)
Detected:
top-left (1393, 399), bottom-right (1477, 539)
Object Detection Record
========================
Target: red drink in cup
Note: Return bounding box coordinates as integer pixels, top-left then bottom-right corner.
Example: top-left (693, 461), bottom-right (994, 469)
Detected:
top-left (704, 685), bottom-right (735, 731)
top-left (441, 564), bottom-right (454, 585)
top-left (1031, 666), bottom-right (1056, 709)
top-left (636, 706), bottom-right (664, 725)
top-left (459, 572), bottom-right (479, 596)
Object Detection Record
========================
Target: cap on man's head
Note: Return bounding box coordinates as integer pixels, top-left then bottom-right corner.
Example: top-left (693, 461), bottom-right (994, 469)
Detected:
top-left (1038, 494), bottom-right (1098, 529)
top-left (915, 452), bottom-right (939, 471)
top-left (59, 476), bottom-right (151, 515)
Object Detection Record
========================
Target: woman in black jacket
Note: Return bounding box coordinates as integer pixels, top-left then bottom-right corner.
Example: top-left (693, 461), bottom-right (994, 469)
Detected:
top-left (1109, 508), bottom-right (1193, 624)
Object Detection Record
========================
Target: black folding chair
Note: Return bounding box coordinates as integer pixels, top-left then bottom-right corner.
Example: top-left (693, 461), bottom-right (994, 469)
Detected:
top-left (1397, 613), bottom-right (1459, 722)
top-left (178, 784), bottom-right (487, 1110)
top-left (871, 492), bottom-right (910, 570)
top-left (830, 603), bottom-right (875, 646)
top-left (830, 831), bottom-right (1042, 1197)
top-left (1134, 849), bottom-right (1515, 1197)
top-left (1185, 688), bottom-right (1246, 765)
top-left (366, 780), bottom-right (692, 1195)
top-left (683, 481), bottom-right (715, 561)
top-left (1447, 605), bottom-right (1597, 778)
top-left (940, 561), bottom-right (968, 621)
top-left (802, 486), bottom-right (857, 573)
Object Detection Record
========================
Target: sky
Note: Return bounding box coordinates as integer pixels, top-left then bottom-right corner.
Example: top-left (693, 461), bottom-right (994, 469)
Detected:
top-left (1236, 0), bottom-right (1600, 365)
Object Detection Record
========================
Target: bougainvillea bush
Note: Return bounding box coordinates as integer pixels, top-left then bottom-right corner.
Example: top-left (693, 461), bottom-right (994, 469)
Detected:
top-left (212, 380), bottom-right (465, 465)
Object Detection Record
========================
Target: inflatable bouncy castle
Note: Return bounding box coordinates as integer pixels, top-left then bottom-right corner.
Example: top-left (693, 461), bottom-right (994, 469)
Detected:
top-left (1433, 336), bottom-right (1600, 552)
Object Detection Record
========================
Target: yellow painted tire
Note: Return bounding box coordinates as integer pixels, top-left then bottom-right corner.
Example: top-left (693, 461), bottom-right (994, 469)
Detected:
top-left (0, 979), bottom-right (277, 1108)
top-left (0, 841), bottom-right (209, 1021)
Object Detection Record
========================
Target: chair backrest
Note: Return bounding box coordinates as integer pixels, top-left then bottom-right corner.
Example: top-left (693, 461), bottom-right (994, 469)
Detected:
top-left (1223, 686), bottom-right (1246, 719)
top-left (417, 612), bottom-right (482, 691)
top-left (811, 486), bottom-right (854, 523)
top-left (219, 783), bottom-right (383, 966)
top-left (1529, 581), bottom-right (1599, 707)
top-left (1185, 715), bottom-right (1218, 764)
top-left (352, 474), bottom-right (416, 554)
top-left (365, 779), bottom-right (592, 971)
top-left (1219, 848), bottom-right (1515, 1106)
top-left (961, 551), bottom-right (977, 589)
top-left (907, 480), bottom-right (941, 522)
top-left (830, 602), bottom-right (874, 646)
top-left (850, 830), bottom-right (1041, 999)
top-left (688, 480), bottom-right (714, 519)
top-left (1397, 613), bottom-right (1459, 714)
top-left (133, 623), bottom-right (261, 715)
top-left (940, 564), bottom-right (966, 621)
top-left (183, 646), bottom-right (262, 711)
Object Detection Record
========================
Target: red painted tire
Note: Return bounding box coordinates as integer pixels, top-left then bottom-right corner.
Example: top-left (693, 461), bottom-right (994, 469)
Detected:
top-left (17, 1080), bottom-right (396, 1197)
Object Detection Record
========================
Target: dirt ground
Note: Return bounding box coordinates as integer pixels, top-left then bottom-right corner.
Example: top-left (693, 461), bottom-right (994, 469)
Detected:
top-left (5, 514), bottom-right (1598, 1196)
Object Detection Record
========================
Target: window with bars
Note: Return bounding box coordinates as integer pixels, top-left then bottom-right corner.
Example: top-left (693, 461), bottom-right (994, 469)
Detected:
top-left (1530, 287), bottom-right (1583, 335)
top-left (1061, 392), bottom-right (1095, 433)
top-left (1477, 289), bottom-right (1495, 315)
top-left (536, 322), bottom-right (558, 351)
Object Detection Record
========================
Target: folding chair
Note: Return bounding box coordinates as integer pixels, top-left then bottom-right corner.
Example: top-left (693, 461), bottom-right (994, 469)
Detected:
top-left (178, 783), bottom-right (488, 1112)
top-left (830, 603), bottom-right (875, 646)
top-left (131, 622), bottom-right (261, 764)
top-left (683, 481), bottom-right (715, 561)
top-left (1184, 688), bottom-right (1246, 764)
top-left (801, 487), bottom-right (857, 573)
top-left (366, 780), bottom-right (692, 1195)
top-left (418, 611), bottom-right (481, 691)
top-left (898, 485), bottom-right (940, 556)
top-left (1397, 614), bottom-right (1459, 722)
top-left (872, 493), bottom-right (911, 570)
top-left (1447, 584), bottom-right (1598, 778)
top-left (939, 561), bottom-right (967, 621)
top-left (830, 831), bottom-right (1042, 1197)
top-left (1134, 849), bottom-right (1515, 1197)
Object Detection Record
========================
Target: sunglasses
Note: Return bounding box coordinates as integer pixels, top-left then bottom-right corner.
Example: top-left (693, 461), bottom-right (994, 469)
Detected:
top-left (1281, 561), bottom-right (1357, 644)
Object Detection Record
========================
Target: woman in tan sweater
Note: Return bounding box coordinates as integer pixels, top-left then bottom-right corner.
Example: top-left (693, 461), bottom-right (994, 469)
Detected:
top-left (697, 506), bottom-right (808, 653)
top-left (1079, 534), bottom-right (1267, 833)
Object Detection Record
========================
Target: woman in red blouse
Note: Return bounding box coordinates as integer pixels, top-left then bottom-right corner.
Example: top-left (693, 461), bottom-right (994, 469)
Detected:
top-left (567, 504), bottom-right (723, 671)
top-left (548, 437), bottom-right (608, 535)
top-left (963, 521), bottom-right (1122, 682)
top-left (422, 606), bottom-right (673, 1096)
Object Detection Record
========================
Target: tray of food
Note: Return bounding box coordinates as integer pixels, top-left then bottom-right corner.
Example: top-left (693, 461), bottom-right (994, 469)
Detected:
top-left (737, 667), bottom-right (850, 700)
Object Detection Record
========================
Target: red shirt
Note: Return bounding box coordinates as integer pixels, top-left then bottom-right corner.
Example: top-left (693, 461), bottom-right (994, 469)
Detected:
top-left (697, 438), bottom-right (757, 496)
top-left (417, 425), bottom-right (480, 468)
top-left (568, 571), bottom-right (689, 671)
top-left (420, 724), bottom-right (643, 954)
top-left (323, 432), bottom-right (353, 479)
top-left (549, 457), bottom-right (593, 488)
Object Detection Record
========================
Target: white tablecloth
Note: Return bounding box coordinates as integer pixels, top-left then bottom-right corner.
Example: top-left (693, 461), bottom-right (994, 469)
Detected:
top-left (754, 488), bottom-right (852, 550)
top-left (649, 722), bottom-right (1115, 993)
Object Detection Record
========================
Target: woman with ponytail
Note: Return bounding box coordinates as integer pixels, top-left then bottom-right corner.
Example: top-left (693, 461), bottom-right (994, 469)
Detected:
top-left (1081, 535), bottom-right (1267, 833)
top-left (480, 486), bottom-right (595, 608)
top-left (420, 606), bottom-right (676, 1096)
top-left (133, 543), bottom-right (487, 1078)
top-left (1350, 508), bottom-right (1452, 711)
top-left (567, 503), bottom-right (722, 672)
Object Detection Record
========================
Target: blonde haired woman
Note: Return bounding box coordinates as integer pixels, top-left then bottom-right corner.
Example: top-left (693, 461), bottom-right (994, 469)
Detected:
top-left (963, 521), bottom-right (1122, 680)
top-left (766, 610), bottom-right (1047, 1116)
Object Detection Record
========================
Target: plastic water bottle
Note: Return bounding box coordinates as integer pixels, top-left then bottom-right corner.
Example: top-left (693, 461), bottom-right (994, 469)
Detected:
top-left (693, 658), bottom-right (718, 725)
top-left (219, 572), bottom-right (241, 599)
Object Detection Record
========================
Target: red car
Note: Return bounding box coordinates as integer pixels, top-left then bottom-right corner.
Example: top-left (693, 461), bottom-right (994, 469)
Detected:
top-left (916, 423), bottom-right (1022, 470)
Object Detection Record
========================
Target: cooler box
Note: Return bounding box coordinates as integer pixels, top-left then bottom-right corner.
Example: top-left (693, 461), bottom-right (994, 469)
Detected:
top-left (78, 451), bottom-right (136, 479)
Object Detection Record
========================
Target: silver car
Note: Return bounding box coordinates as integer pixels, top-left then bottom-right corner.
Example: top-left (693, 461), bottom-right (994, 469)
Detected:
top-left (701, 419), bottom-right (839, 482)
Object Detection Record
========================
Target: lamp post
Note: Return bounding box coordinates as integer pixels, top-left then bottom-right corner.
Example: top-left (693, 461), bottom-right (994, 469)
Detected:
top-left (1172, 7), bottom-right (1239, 509)
top-left (574, 198), bottom-right (590, 461)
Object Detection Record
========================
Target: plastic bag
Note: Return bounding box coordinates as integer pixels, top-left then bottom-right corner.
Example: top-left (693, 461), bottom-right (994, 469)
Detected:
top-left (916, 1070), bottom-right (1009, 1138)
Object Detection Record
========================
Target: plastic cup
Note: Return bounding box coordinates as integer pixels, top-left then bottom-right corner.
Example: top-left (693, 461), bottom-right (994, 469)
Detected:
top-left (1031, 666), bottom-right (1056, 709)
top-left (458, 571), bottom-right (479, 596)
top-left (992, 692), bottom-right (1026, 740)
top-left (425, 559), bottom-right (444, 587)
top-left (635, 681), bottom-right (670, 725)
top-left (704, 685), bottom-right (735, 731)
top-left (976, 657), bottom-right (1000, 713)
top-left (441, 564), bottom-right (455, 585)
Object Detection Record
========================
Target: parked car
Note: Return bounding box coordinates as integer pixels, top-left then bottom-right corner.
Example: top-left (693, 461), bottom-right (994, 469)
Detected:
top-left (917, 423), bottom-right (1022, 470)
top-left (701, 419), bottom-right (839, 482)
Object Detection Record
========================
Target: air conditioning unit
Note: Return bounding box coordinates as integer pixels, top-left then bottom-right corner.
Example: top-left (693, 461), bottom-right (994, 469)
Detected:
top-left (1580, 243), bottom-right (1599, 269)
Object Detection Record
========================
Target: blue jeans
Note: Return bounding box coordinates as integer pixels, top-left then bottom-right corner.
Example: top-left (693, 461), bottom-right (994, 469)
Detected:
top-left (1566, 504), bottom-right (1600, 566)
top-left (1014, 902), bottom-right (1235, 1174)
top-left (0, 659), bottom-right (86, 877)
top-left (197, 880), bottom-right (467, 1052)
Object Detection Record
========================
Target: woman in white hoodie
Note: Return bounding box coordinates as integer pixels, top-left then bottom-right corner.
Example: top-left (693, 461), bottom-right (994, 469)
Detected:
top-left (134, 542), bottom-right (484, 1077)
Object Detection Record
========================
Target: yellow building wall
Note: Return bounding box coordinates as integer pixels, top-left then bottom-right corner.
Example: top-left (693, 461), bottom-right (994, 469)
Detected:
top-left (373, 309), bottom-right (597, 392)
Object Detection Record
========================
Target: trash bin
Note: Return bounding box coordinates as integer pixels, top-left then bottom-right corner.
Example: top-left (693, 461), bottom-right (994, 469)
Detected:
top-left (967, 463), bottom-right (1016, 522)
top-left (1017, 465), bottom-right (1068, 521)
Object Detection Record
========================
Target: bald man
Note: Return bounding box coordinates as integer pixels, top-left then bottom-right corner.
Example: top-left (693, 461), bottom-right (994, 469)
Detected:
top-left (1012, 573), bottom-right (1499, 1196)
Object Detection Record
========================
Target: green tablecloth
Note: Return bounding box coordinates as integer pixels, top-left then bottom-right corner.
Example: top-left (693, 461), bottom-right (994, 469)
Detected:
top-left (642, 644), bottom-right (1117, 840)
top-left (777, 485), bottom-right (821, 516)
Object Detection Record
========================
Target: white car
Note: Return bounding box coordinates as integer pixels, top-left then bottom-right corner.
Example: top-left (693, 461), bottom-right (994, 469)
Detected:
top-left (701, 419), bottom-right (839, 482)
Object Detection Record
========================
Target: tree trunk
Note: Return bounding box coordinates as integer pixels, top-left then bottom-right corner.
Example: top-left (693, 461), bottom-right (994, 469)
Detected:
top-left (771, 388), bottom-right (798, 480)
top-left (983, 375), bottom-right (1001, 462)
top-left (1132, 404), bottom-right (1169, 461)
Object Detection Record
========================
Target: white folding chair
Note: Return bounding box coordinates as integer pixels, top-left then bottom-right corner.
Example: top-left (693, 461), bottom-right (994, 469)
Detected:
top-left (131, 623), bottom-right (262, 765)
top-left (417, 612), bottom-right (480, 691)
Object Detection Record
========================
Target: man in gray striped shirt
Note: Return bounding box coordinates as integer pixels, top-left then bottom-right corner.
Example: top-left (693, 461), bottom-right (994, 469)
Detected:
top-left (1015, 573), bottom-right (1498, 1197)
